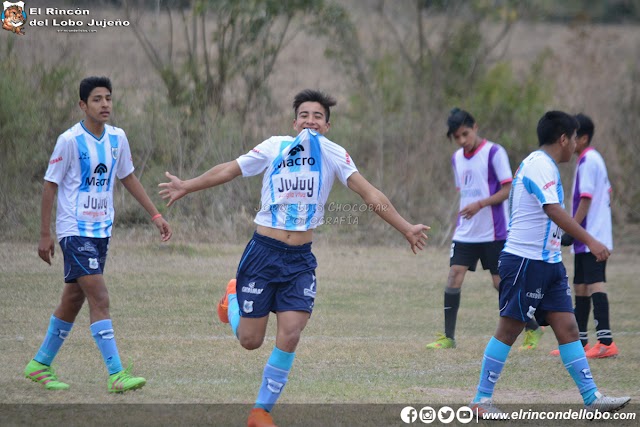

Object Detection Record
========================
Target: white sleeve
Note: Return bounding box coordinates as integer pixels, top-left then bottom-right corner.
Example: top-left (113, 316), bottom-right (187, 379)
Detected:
top-left (236, 138), bottom-right (277, 177)
top-left (525, 159), bottom-right (560, 205)
top-left (116, 133), bottom-right (135, 179)
top-left (322, 138), bottom-right (358, 186)
top-left (493, 145), bottom-right (513, 183)
top-left (44, 134), bottom-right (73, 185)
top-left (576, 156), bottom-right (597, 198)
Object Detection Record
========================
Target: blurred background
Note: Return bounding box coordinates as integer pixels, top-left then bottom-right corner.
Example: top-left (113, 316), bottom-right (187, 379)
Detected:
top-left (2, 0), bottom-right (639, 247)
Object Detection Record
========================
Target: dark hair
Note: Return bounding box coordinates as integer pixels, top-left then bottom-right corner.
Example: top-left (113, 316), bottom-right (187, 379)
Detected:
top-left (293, 89), bottom-right (336, 122)
top-left (446, 108), bottom-right (476, 138)
top-left (536, 111), bottom-right (579, 146)
top-left (79, 76), bottom-right (112, 102)
top-left (575, 113), bottom-right (594, 144)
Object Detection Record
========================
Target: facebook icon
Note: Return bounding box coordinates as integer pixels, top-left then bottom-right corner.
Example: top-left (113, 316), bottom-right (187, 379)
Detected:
top-left (400, 406), bottom-right (418, 423)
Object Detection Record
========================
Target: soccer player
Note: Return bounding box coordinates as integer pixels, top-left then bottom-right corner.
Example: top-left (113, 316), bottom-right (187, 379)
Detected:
top-left (159, 89), bottom-right (429, 427)
top-left (550, 114), bottom-right (618, 358)
top-left (25, 76), bottom-right (172, 392)
top-left (470, 111), bottom-right (629, 414)
top-left (426, 108), bottom-right (543, 351)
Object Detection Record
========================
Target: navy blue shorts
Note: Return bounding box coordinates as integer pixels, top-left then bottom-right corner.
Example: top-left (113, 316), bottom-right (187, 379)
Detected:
top-left (498, 252), bottom-right (572, 326)
top-left (450, 240), bottom-right (504, 274)
top-left (573, 252), bottom-right (607, 285)
top-left (60, 236), bottom-right (109, 283)
top-left (235, 232), bottom-right (317, 318)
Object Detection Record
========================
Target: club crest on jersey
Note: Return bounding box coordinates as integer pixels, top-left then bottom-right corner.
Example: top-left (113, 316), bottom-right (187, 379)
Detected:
top-left (89, 258), bottom-right (99, 269)
top-left (111, 147), bottom-right (118, 160)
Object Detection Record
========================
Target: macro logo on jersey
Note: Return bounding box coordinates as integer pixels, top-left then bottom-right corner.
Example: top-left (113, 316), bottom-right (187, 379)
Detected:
top-left (2, 1), bottom-right (27, 35)
top-left (276, 143), bottom-right (317, 169)
top-left (85, 163), bottom-right (110, 187)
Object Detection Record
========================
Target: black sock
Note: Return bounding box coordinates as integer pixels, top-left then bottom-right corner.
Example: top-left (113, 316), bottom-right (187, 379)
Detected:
top-left (574, 296), bottom-right (591, 347)
top-left (444, 287), bottom-right (461, 340)
top-left (592, 292), bottom-right (612, 345)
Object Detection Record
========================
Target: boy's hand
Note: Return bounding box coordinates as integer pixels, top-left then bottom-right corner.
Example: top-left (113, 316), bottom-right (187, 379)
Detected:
top-left (38, 236), bottom-right (55, 265)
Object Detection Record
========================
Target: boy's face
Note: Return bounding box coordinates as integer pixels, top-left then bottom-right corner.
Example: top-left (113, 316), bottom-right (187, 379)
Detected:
top-left (80, 87), bottom-right (112, 124)
top-left (293, 101), bottom-right (330, 135)
top-left (575, 134), bottom-right (589, 154)
top-left (559, 130), bottom-right (577, 162)
top-left (451, 124), bottom-right (479, 154)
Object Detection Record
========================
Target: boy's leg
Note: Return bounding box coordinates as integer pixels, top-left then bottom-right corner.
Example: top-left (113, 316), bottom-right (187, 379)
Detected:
top-left (546, 311), bottom-right (600, 404)
top-left (78, 274), bottom-right (145, 393)
top-left (473, 317), bottom-right (524, 403)
top-left (248, 311), bottom-right (307, 427)
top-left (426, 264), bottom-right (466, 349)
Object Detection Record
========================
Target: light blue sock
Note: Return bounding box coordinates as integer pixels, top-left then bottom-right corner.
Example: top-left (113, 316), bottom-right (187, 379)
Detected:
top-left (228, 294), bottom-right (240, 337)
top-left (474, 336), bottom-right (512, 403)
top-left (90, 319), bottom-right (123, 375)
top-left (255, 347), bottom-right (295, 412)
top-left (34, 316), bottom-right (73, 366)
top-left (559, 341), bottom-right (598, 404)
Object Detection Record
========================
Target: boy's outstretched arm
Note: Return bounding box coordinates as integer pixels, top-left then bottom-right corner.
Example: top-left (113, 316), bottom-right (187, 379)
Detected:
top-left (120, 173), bottom-right (172, 242)
top-left (347, 172), bottom-right (429, 254)
top-left (159, 161), bottom-right (243, 207)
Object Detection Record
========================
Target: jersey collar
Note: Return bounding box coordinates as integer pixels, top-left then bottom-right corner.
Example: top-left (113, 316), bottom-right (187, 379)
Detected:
top-left (80, 120), bottom-right (106, 142)
top-left (463, 138), bottom-right (487, 159)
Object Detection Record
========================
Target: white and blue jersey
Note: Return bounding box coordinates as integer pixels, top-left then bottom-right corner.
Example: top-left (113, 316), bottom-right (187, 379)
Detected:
top-left (236, 128), bottom-right (358, 231)
top-left (503, 150), bottom-right (564, 263)
top-left (44, 121), bottom-right (135, 240)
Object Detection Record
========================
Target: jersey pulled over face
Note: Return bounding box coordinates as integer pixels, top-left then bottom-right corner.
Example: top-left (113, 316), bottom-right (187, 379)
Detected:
top-left (236, 128), bottom-right (357, 231)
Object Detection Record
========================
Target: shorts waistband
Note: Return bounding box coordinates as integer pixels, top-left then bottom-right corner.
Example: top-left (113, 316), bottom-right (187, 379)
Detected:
top-left (252, 231), bottom-right (312, 253)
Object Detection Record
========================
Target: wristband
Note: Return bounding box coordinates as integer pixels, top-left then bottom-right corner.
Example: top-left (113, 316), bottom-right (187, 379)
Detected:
top-left (151, 214), bottom-right (162, 221)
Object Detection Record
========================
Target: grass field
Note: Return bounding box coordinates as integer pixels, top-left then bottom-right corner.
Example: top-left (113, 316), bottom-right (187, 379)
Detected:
top-left (1, 232), bottom-right (639, 425)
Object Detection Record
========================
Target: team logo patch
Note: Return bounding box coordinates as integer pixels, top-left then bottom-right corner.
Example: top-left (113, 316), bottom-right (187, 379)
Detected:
top-left (487, 370), bottom-right (500, 384)
top-left (581, 368), bottom-right (593, 379)
top-left (243, 300), bottom-right (254, 314)
top-left (2, 1), bottom-right (27, 36)
top-left (111, 147), bottom-right (118, 160)
top-left (266, 377), bottom-right (284, 394)
top-left (527, 305), bottom-right (536, 319)
top-left (89, 258), bottom-right (99, 269)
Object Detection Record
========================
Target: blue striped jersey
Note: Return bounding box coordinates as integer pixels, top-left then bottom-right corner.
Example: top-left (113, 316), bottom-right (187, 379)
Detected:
top-left (503, 150), bottom-right (564, 263)
top-left (44, 121), bottom-right (135, 240)
top-left (236, 128), bottom-right (358, 231)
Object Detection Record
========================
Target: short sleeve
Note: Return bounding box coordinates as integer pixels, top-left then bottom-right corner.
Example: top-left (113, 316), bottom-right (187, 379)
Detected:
top-left (116, 133), bottom-right (135, 179)
top-left (44, 135), bottom-right (73, 185)
top-left (321, 137), bottom-right (358, 186)
top-left (576, 156), bottom-right (597, 198)
top-left (493, 145), bottom-right (513, 184)
top-left (236, 138), bottom-right (277, 177)
top-left (523, 158), bottom-right (560, 205)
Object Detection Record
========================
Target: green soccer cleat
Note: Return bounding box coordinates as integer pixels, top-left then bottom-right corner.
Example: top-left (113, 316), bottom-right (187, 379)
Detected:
top-left (24, 360), bottom-right (69, 390)
top-left (519, 327), bottom-right (545, 351)
top-left (425, 333), bottom-right (456, 349)
top-left (107, 363), bottom-right (146, 393)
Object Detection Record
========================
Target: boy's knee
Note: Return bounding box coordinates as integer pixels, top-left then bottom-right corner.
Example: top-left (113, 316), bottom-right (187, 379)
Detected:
top-left (239, 334), bottom-right (265, 350)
